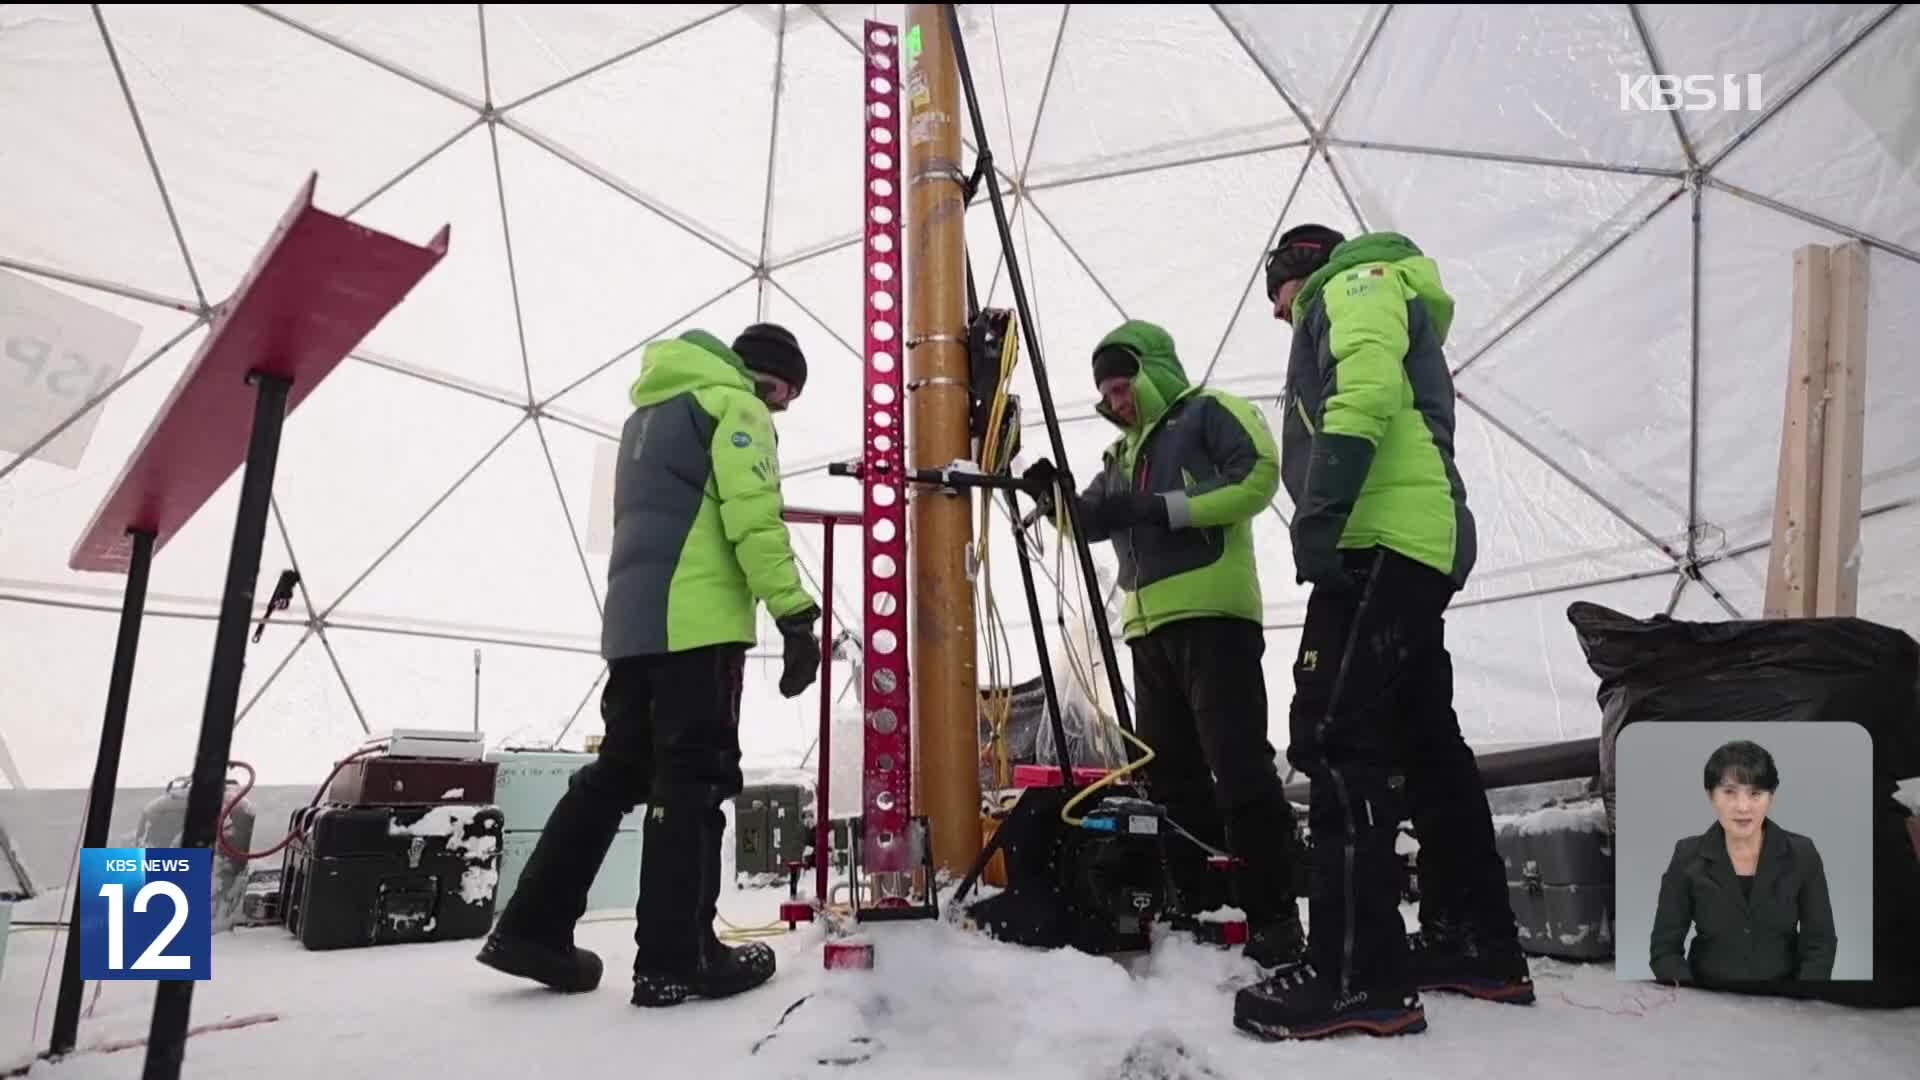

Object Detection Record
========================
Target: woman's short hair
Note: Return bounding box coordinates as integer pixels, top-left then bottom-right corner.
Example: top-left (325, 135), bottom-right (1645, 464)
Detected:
top-left (1703, 739), bottom-right (1780, 792)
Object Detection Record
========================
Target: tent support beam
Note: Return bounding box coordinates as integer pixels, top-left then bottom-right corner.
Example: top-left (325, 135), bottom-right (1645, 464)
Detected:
top-left (1766, 242), bottom-right (1871, 617)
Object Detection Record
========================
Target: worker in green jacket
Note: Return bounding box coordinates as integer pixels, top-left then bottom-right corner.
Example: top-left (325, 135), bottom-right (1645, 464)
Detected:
top-left (1022, 319), bottom-right (1306, 970)
top-left (478, 324), bottom-right (822, 1008)
top-left (1235, 227), bottom-right (1529, 1042)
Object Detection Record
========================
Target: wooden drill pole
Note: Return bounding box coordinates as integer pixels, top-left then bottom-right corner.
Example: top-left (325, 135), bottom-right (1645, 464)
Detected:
top-left (904, 3), bottom-right (982, 878)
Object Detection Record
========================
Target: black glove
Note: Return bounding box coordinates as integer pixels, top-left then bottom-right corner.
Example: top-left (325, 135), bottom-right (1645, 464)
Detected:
top-left (776, 607), bottom-right (822, 698)
top-left (1094, 492), bottom-right (1168, 533)
top-left (1020, 458), bottom-right (1060, 509)
top-left (1292, 433), bottom-right (1374, 591)
top-left (1291, 513), bottom-right (1352, 590)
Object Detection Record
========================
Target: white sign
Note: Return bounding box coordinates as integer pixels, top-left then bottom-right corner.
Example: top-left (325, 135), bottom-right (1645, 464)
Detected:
top-left (0, 269), bottom-right (144, 469)
top-left (587, 438), bottom-right (618, 556)
top-left (1620, 73), bottom-right (1764, 113)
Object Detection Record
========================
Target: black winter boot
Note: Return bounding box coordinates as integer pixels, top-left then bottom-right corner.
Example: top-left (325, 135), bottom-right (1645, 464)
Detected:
top-left (1405, 919), bottom-right (1535, 1004)
top-left (475, 932), bottom-right (604, 993)
top-left (630, 802), bottom-right (776, 1007)
top-left (1234, 961), bottom-right (1427, 1041)
top-left (1243, 912), bottom-right (1307, 970)
top-left (474, 770), bottom-right (622, 993)
top-left (1226, 797), bottom-right (1306, 970)
top-left (695, 806), bottom-right (776, 990)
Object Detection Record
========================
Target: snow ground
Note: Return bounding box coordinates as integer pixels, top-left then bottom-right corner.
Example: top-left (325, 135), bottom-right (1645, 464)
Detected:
top-left (6, 881), bottom-right (1916, 1080)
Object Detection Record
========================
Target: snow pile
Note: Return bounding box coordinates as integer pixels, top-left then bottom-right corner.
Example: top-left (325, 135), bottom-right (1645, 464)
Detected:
top-left (1495, 798), bottom-right (1611, 837)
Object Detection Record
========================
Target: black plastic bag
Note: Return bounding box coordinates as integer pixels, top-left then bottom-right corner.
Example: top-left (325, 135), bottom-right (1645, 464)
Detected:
top-left (1565, 601), bottom-right (1920, 795)
top-left (1566, 601), bottom-right (1920, 1005)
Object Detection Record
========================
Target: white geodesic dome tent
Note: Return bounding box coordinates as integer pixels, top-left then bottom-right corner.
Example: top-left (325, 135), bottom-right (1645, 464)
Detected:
top-left (2, 4), bottom-right (1917, 793)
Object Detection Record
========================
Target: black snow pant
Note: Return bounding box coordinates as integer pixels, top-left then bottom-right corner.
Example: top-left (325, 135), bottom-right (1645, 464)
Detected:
top-left (495, 644), bottom-right (747, 974)
top-left (1130, 616), bottom-right (1300, 927)
top-left (1287, 547), bottom-right (1514, 992)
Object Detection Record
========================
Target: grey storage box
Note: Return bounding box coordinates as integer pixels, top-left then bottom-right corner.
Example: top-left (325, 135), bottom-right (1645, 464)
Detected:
top-left (1495, 798), bottom-right (1615, 961)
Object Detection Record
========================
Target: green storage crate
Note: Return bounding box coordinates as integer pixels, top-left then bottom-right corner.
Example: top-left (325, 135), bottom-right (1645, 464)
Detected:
top-left (734, 784), bottom-right (808, 877)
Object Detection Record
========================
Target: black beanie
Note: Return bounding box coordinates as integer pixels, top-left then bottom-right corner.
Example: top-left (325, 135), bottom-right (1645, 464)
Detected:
top-left (1265, 223), bottom-right (1346, 299)
top-left (1091, 343), bottom-right (1139, 386)
top-left (732, 322), bottom-right (807, 394)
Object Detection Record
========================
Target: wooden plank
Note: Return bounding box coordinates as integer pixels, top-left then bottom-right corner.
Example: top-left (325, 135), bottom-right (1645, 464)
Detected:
top-left (1815, 242), bottom-right (1871, 616)
top-left (1764, 244), bottom-right (1831, 618)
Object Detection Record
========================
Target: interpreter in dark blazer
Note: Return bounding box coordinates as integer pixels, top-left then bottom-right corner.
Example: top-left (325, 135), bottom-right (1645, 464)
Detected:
top-left (1648, 740), bottom-right (1838, 986)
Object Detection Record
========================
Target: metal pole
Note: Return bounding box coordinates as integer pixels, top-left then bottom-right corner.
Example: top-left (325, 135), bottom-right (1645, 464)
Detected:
top-left (905, 3), bottom-right (983, 876)
top-left (47, 527), bottom-right (155, 1058)
top-left (1003, 489), bottom-right (1075, 783)
top-left (941, 3), bottom-right (1136, 736)
top-left (816, 520), bottom-right (835, 905)
top-left (142, 370), bottom-right (291, 1080)
top-left (473, 648), bottom-right (481, 733)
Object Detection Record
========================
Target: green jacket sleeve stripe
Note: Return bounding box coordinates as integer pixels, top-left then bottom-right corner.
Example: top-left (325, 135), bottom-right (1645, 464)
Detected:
top-left (1177, 393), bottom-right (1280, 529)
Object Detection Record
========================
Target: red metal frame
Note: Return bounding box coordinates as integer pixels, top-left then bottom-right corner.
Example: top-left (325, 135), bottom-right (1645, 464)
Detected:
top-left (779, 504), bottom-right (861, 910)
top-left (69, 172), bottom-right (449, 572)
top-left (859, 19), bottom-right (910, 877)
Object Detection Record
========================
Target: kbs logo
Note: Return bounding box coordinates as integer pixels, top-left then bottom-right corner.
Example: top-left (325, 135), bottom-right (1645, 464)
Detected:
top-left (1619, 74), bottom-right (1764, 113)
top-left (78, 847), bottom-right (213, 980)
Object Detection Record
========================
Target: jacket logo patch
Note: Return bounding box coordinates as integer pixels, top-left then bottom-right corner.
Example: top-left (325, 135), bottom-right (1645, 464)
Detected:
top-left (731, 431), bottom-right (752, 448)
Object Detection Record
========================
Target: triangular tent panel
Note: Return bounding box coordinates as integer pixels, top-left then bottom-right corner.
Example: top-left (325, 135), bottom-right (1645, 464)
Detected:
top-left (263, 4), bottom-right (489, 106)
top-left (0, 609), bottom-right (296, 789)
top-left (1457, 189), bottom-right (1696, 551)
top-left (1442, 570), bottom-right (1680, 751)
top-left (1035, 147), bottom-right (1303, 389)
top-left (1636, 3), bottom-right (1897, 167)
top-left (1713, 6), bottom-right (1920, 252)
top-left (347, 125), bottom-right (532, 401)
top-left (1337, 148), bottom-right (1681, 361)
top-left (274, 361), bottom-right (529, 614)
top-left (481, 5), bottom-right (736, 111)
top-left (544, 279), bottom-right (762, 438)
top-left (100, 5), bottom-right (477, 305)
top-left (1203, 154), bottom-right (1366, 390)
top-left (510, 7), bottom-right (778, 264)
top-left (0, 11), bottom-right (202, 303)
top-left (498, 123), bottom-right (752, 402)
top-left (1331, 5), bottom-right (1682, 170)
top-left (1213, 5), bottom-right (1381, 128)
top-left (1020, 4), bottom-right (1305, 187)
top-left (333, 421), bottom-right (602, 644)
top-left (226, 627), bottom-right (369, 789)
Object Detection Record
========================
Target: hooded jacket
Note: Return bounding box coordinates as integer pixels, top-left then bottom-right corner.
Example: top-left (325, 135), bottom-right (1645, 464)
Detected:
top-left (1649, 819), bottom-right (1838, 985)
top-left (1281, 232), bottom-right (1476, 586)
top-left (601, 330), bottom-right (817, 659)
top-left (1076, 320), bottom-right (1280, 641)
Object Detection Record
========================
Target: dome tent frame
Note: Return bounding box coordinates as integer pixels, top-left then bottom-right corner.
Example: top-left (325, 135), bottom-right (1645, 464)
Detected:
top-left (2, 5), bottom-right (1917, 789)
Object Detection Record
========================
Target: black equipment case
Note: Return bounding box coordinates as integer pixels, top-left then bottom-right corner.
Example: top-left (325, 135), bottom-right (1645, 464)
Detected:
top-left (1494, 798), bottom-right (1615, 961)
top-left (281, 802), bottom-right (505, 951)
